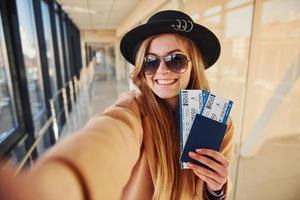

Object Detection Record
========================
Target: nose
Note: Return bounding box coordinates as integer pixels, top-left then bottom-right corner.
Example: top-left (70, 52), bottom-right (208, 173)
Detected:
top-left (155, 59), bottom-right (171, 74)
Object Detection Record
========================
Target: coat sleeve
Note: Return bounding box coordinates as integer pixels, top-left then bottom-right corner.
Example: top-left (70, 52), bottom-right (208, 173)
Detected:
top-left (219, 117), bottom-right (234, 200)
top-left (30, 93), bottom-right (144, 200)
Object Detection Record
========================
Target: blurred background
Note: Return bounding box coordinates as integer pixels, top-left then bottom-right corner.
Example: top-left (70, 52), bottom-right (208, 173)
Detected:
top-left (0, 0), bottom-right (299, 199)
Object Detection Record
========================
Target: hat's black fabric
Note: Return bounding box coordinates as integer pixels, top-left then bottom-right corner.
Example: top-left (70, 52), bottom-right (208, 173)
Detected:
top-left (120, 10), bottom-right (221, 69)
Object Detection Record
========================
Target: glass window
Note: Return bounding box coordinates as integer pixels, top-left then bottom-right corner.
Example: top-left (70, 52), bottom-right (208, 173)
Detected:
top-left (41, 1), bottom-right (58, 96)
top-left (16, 0), bottom-right (48, 154)
top-left (62, 19), bottom-right (71, 81)
top-left (8, 136), bottom-right (29, 167)
top-left (0, 13), bottom-right (18, 142)
top-left (16, 0), bottom-right (46, 119)
top-left (55, 13), bottom-right (65, 85)
top-left (236, 0), bottom-right (300, 198)
top-left (41, 1), bottom-right (61, 134)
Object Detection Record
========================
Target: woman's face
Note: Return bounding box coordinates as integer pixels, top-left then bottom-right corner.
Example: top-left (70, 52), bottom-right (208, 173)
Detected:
top-left (145, 34), bottom-right (192, 106)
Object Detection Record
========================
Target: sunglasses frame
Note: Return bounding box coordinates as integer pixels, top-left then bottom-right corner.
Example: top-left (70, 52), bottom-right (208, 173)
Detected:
top-left (143, 52), bottom-right (190, 75)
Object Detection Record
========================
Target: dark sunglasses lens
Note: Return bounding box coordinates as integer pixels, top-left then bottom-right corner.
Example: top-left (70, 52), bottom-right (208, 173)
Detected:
top-left (143, 55), bottom-right (159, 75)
top-left (165, 53), bottom-right (188, 73)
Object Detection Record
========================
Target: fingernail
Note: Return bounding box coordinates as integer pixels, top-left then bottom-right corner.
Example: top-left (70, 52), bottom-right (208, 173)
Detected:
top-left (189, 152), bottom-right (196, 157)
top-left (186, 163), bottom-right (193, 168)
top-left (196, 149), bottom-right (202, 153)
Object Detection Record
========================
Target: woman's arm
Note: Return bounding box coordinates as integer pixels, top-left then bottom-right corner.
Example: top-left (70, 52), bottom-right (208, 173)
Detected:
top-left (0, 92), bottom-right (143, 200)
top-left (0, 159), bottom-right (87, 200)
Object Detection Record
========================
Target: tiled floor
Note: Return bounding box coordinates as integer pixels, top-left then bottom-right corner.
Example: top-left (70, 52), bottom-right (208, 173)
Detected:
top-left (60, 79), bottom-right (300, 200)
top-left (60, 78), bottom-right (130, 137)
top-left (233, 136), bottom-right (300, 200)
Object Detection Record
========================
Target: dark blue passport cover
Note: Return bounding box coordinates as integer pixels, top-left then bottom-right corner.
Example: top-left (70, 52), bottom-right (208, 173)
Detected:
top-left (180, 114), bottom-right (227, 169)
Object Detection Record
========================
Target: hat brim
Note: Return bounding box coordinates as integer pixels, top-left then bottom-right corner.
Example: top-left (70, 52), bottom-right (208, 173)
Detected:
top-left (120, 21), bottom-right (221, 69)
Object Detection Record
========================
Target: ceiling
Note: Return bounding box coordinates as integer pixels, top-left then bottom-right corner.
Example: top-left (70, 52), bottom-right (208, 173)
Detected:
top-left (57, 0), bottom-right (139, 30)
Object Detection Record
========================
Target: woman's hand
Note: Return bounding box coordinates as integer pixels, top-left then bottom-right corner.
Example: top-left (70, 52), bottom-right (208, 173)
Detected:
top-left (186, 148), bottom-right (229, 191)
top-left (0, 161), bottom-right (84, 200)
top-left (0, 164), bottom-right (34, 200)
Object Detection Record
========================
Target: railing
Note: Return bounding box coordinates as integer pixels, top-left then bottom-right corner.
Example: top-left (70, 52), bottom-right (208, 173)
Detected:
top-left (15, 116), bottom-right (53, 174)
top-left (15, 59), bottom-right (95, 174)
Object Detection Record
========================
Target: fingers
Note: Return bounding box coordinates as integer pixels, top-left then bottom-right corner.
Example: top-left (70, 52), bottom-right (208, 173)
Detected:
top-left (187, 149), bottom-right (230, 191)
top-left (188, 152), bottom-right (226, 177)
top-left (186, 162), bottom-right (227, 184)
top-left (192, 169), bottom-right (222, 190)
top-left (196, 149), bottom-right (229, 167)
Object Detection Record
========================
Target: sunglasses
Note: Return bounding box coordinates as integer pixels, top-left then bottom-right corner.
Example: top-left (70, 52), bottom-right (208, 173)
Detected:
top-left (143, 52), bottom-right (190, 75)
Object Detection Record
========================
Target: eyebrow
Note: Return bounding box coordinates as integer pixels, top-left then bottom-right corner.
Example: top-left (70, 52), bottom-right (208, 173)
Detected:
top-left (147, 49), bottom-right (183, 56)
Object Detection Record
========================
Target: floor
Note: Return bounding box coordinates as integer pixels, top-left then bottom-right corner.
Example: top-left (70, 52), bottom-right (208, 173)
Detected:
top-left (60, 78), bottom-right (300, 200)
top-left (233, 136), bottom-right (300, 200)
top-left (60, 78), bottom-right (129, 137)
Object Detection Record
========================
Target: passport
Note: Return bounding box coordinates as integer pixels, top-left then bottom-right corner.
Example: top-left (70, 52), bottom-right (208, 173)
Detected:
top-left (179, 114), bottom-right (228, 169)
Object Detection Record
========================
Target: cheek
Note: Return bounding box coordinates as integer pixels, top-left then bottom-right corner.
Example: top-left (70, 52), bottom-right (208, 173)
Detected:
top-left (145, 75), bottom-right (154, 88)
top-left (180, 67), bottom-right (192, 89)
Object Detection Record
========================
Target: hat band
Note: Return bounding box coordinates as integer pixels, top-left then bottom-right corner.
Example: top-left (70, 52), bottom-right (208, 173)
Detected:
top-left (171, 19), bottom-right (194, 32)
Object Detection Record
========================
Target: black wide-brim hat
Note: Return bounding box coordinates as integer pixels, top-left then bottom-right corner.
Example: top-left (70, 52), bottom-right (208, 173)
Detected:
top-left (120, 10), bottom-right (221, 69)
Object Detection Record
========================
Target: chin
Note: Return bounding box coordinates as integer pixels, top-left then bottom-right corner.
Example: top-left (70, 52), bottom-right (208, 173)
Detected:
top-left (154, 91), bottom-right (178, 100)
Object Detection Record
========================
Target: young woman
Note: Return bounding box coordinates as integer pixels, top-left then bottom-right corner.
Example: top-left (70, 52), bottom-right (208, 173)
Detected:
top-left (0, 10), bottom-right (233, 200)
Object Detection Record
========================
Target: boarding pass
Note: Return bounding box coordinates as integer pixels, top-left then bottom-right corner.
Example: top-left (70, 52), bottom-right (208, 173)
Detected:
top-left (201, 92), bottom-right (233, 124)
top-left (179, 90), bottom-right (207, 168)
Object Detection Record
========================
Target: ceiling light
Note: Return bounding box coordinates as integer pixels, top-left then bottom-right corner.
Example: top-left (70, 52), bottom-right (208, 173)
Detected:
top-left (62, 5), bottom-right (97, 14)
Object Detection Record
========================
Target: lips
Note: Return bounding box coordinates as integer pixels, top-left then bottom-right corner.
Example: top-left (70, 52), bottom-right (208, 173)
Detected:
top-left (155, 79), bottom-right (177, 85)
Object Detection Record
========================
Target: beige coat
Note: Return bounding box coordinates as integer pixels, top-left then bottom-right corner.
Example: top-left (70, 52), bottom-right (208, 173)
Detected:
top-left (33, 91), bottom-right (234, 200)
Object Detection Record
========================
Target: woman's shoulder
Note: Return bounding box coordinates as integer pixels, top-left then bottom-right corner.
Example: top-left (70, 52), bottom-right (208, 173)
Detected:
top-left (114, 90), bottom-right (140, 106)
top-left (101, 90), bottom-right (142, 116)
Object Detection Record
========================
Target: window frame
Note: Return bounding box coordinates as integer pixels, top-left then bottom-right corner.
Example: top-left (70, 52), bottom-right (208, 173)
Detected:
top-left (0, 0), bottom-right (35, 158)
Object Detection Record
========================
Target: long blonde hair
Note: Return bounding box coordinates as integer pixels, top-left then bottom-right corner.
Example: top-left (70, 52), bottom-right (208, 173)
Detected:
top-left (131, 34), bottom-right (210, 200)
